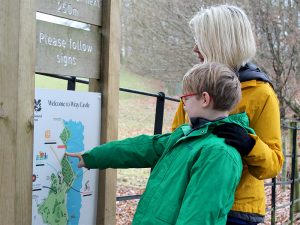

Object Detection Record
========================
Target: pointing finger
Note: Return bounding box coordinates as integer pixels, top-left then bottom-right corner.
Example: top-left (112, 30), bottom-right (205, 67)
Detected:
top-left (65, 152), bottom-right (81, 158)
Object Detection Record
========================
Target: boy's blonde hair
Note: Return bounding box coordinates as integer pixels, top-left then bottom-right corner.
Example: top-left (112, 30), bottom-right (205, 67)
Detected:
top-left (190, 5), bottom-right (256, 70)
top-left (183, 63), bottom-right (241, 111)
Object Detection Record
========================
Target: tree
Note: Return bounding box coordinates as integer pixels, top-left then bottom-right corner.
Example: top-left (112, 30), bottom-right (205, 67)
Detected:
top-left (121, 0), bottom-right (300, 118)
top-left (121, 0), bottom-right (200, 94)
top-left (248, 0), bottom-right (300, 118)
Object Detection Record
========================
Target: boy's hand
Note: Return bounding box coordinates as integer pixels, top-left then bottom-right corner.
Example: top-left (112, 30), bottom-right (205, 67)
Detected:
top-left (212, 123), bottom-right (255, 156)
top-left (65, 152), bottom-right (86, 168)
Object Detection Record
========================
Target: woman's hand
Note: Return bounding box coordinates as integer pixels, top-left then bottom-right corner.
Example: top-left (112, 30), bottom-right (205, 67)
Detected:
top-left (212, 123), bottom-right (255, 156)
top-left (65, 152), bottom-right (86, 168)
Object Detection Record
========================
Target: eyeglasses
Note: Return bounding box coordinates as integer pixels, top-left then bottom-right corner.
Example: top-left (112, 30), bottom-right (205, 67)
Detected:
top-left (180, 93), bottom-right (197, 105)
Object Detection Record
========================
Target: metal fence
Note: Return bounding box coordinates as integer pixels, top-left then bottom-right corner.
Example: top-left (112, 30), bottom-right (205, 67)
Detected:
top-left (265, 122), bottom-right (300, 225)
top-left (37, 73), bottom-right (300, 224)
top-left (115, 84), bottom-right (300, 225)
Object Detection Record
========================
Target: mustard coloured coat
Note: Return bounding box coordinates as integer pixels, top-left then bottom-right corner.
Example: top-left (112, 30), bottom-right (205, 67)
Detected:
top-left (171, 80), bottom-right (284, 215)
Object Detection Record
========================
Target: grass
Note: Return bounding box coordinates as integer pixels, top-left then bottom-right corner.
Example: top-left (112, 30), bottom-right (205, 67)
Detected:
top-left (35, 75), bottom-right (89, 91)
top-left (35, 67), bottom-right (163, 93)
top-left (117, 68), bottom-right (177, 189)
top-left (119, 68), bottom-right (165, 100)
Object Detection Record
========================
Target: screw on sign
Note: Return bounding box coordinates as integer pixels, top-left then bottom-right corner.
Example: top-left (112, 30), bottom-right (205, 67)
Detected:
top-left (33, 174), bottom-right (37, 182)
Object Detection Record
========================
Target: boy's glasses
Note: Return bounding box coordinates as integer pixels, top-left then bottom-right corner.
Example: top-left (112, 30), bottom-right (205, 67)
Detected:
top-left (180, 93), bottom-right (197, 105)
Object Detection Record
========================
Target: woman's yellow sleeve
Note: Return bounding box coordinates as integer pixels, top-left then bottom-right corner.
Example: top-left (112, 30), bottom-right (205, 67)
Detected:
top-left (243, 89), bottom-right (284, 179)
top-left (171, 101), bottom-right (189, 131)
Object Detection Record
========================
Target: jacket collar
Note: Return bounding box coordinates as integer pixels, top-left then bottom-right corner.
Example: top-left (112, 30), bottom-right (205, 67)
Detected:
top-left (181, 112), bottom-right (254, 137)
top-left (189, 117), bottom-right (211, 129)
top-left (238, 63), bottom-right (273, 88)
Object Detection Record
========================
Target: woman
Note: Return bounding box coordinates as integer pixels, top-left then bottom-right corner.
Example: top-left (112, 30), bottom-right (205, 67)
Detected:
top-left (171, 5), bottom-right (284, 225)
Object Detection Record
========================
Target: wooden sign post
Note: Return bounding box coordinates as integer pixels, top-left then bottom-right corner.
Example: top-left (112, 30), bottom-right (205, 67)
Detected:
top-left (0, 0), bottom-right (120, 225)
top-left (0, 1), bottom-right (36, 225)
top-left (90, 1), bottom-right (120, 224)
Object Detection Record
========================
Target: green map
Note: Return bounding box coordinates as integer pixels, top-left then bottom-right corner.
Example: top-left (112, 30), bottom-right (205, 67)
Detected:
top-left (38, 156), bottom-right (76, 225)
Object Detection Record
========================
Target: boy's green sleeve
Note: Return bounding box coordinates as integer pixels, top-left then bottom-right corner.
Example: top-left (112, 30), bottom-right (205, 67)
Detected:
top-left (82, 133), bottom-right (171, 169)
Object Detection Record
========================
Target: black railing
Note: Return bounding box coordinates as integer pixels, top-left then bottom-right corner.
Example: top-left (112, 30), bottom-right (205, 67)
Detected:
top-left (119, 88), bottom-right (179, 136)
top-left (264, 123), bottom-right (300, 224)
top-left (36, 73), bottom-right (300, 224)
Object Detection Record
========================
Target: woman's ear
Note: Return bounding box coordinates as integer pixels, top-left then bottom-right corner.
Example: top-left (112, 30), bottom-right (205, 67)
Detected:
top-left (202, 92), bottom-right (212, 107)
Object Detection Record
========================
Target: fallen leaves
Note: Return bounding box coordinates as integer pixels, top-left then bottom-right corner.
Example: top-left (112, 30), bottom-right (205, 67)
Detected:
top-left (116, 179), bottom-right (300, 225)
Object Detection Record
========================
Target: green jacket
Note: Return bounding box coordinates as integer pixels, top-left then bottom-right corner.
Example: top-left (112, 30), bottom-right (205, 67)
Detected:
top-left (82, 113), bottom-right (254, 225)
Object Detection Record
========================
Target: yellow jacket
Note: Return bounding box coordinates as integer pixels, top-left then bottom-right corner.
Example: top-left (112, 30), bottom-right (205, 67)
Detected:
top-left (171, 80), bottom-right (284, 215)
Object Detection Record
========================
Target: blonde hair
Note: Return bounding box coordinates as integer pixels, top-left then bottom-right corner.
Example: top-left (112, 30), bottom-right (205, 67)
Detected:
top-left (190, 5), bottom-right (256, 70)
top-left (183, 63), bottom-right (241, 111)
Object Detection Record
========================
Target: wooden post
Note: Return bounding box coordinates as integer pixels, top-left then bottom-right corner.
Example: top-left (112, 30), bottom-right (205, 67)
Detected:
top-left (0, 0), bottom-right (35, 225)
top-left (89, 0), bottom-right (120, 224)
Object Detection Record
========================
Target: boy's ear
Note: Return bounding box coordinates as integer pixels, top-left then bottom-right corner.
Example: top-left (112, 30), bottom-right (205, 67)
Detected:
top-left (201, 92), bottom-right (212, 107)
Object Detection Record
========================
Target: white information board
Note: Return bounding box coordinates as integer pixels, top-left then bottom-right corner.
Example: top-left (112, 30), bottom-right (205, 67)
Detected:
top-left (32, 89), bottom-right (101, 225)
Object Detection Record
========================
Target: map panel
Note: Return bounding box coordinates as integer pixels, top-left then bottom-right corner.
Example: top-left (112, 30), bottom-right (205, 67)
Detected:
top-left (32, 89), bottom-right (101, 225)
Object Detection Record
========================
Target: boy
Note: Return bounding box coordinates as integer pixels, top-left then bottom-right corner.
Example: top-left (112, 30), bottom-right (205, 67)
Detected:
top-left (66, 62), bottom-right (254, 225)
